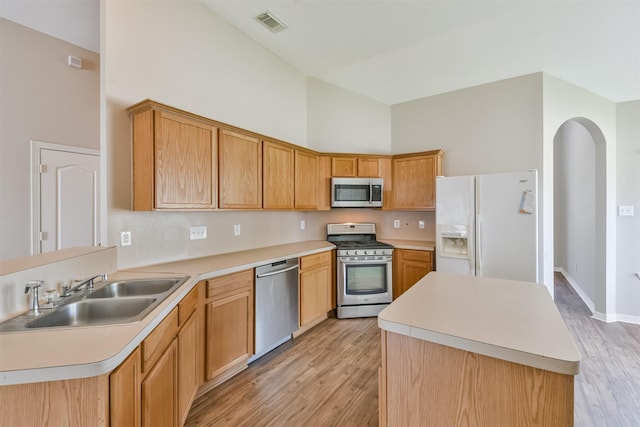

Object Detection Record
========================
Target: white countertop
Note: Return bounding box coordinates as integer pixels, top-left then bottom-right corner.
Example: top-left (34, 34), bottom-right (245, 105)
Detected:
top-left (380, 239), bottom-right (435, 251)
top-left (378, 271), bottom-right (581, 375)
top-left (0, 241), bottom-right (334, 385)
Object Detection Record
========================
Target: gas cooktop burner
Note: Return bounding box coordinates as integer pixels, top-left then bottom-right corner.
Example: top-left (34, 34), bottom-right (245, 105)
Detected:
top-left (332, 240), bottom-right (393, 250)
top-left (326, 222), bottom-right (394, 256)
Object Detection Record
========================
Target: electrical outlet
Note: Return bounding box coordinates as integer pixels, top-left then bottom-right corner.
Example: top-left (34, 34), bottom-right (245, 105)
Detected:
top-left (618, 205), bottom-right (634, 216)
top-left (234, 224), bottom-right (241, 236)
top-left (393, 220), bottom-right (400, 229)
top-left (189, 226), bottom-right (207, 240)
top-left (300, 220), bottom-right (306, 230)
top-left (120, 231), bottom-right (131, 247)
top-left (418, 220), bottom-right (425, 229)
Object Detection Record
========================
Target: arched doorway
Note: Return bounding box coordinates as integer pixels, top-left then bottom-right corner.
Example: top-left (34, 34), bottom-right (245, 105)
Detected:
top-left (553, 117), bottom-right (610, 318)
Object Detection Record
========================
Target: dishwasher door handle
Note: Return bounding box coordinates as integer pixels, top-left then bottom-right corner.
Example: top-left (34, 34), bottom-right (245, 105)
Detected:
top-left (256, 264), bottom-right (299, 278)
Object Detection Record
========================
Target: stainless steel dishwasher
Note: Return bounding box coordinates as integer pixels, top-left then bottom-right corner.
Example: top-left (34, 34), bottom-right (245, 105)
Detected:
top-left (250, 258), bottom-right (299, 363)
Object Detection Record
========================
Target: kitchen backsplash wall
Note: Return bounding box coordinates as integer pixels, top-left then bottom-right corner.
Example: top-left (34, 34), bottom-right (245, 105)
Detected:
top-left (308, 209), bottom-right (435, 242)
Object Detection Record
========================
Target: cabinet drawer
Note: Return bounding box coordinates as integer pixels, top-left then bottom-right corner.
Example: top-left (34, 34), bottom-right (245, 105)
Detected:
top-left (206, 269), bottom-right (253, 300)
top-left (300, 251), bottom-right (332, 271)
top-left (178, 285), bottom-right (199, 326)
top-left (401, 249), bottom-right (432, 262)
top-left (142, 307), bottom-right (179, 375)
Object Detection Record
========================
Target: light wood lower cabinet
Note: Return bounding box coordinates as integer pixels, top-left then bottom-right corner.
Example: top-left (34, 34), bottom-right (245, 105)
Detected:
top-left (110, 347), bottom-right (142, 427)
top-left (142, 338), bottom-right (178, 427)
top-left (299, 251), bottom-right (333, 327)
top-left (204, 269), bottom-right (254, 385)
top-left (178, 285), bottom-right (203, 425)
top-left (393, 249), bottom-right (433, 300)
top-left (110, 284), bottom-right (203, 427)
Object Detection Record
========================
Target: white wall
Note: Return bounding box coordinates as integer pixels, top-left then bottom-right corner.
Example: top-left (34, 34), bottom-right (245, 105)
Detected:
top-left (0, 18), bottom-right (99, 261)
top-left (307, 78), bottom-right (391, 154)
top-left (615, 101), bottom-right (640, 321)
top-left (554, 121), bottom-right (597, 308)
top-left (542, 74), bottom-right (617, 319)
top-left (390, 73), bottom-right (546, 289)
top-left (391, 73), bottom-right (543, 173)
top-left (104, 1), bottom-right (397, 269)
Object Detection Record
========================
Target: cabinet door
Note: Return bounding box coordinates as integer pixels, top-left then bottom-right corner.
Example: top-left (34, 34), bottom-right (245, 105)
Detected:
top-left (392, 151), bottom-right (443, 210)
top-left (110, 347), bottom-right (141, 427)
top-left (299, 252), bottom-right (332, 327)
top-left (331, 157), bottom-right (357, 177)
top-left (263, 141), bottom-right (294, 209)
top-left (295, 150), bottom-right (319, 209)
top-left (142, 339), bottom-right (178, 427)
top-left (205, 289), bottom-right (253, 380)
top-left (299, 264), bottom-right (331, 326)
top-left (154, 111), bottom-right (217, 209)
top-left (393, 249), bottom-right (433, 299)
top-left (219, 129), bottom-right (262, 209)
top-left (178, 311), bottom-right (199, 426)
top-left (357, 158), bottom-right (380, 177)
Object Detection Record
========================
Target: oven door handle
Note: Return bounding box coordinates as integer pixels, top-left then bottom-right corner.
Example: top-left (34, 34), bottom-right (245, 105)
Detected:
top-left (338, 257), bottom-right (392, 264)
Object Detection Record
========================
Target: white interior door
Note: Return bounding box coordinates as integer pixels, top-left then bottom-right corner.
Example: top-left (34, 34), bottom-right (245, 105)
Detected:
top-left (32, 142), bottom-right (100, 254)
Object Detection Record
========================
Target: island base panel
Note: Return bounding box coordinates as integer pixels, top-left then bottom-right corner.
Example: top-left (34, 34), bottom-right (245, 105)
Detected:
top-left (380, 331), bottom-right (574, 426)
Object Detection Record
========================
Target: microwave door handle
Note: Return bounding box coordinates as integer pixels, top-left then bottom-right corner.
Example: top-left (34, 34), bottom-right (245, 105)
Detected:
top-left (369, 182), bottom-right (373, 203)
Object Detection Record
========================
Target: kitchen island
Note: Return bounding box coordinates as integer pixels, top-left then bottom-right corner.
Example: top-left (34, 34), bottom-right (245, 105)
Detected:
top-left (378, 271), bottom-right (581, 426)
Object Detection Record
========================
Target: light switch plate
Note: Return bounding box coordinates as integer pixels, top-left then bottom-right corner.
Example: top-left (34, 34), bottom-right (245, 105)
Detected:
top-left (234, 224), bottom-right (241, 236)
top-left (393, 220), bottom-right (400, 229)
top-left (418, 220), bottom-right (425, 229)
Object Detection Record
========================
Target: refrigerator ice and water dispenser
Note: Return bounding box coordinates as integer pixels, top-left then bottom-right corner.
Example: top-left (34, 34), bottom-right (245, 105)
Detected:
top-left (438, 225), bottom-right (469, 258)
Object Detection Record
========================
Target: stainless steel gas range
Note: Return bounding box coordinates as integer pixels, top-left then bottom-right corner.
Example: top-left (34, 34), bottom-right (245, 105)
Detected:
top-left (327, 223), bottom-right (393, 319)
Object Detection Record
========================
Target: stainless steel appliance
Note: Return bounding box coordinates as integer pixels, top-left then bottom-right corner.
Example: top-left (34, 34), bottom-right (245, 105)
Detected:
top-left (327, 223), bottom-right (393, 318)
top-left (250, 258), bottom-right (299, 363)
top-left (331, 177), bottom-right (383, 208)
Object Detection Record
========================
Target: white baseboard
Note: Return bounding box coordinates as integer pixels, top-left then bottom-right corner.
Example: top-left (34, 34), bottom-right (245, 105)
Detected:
top-left (555, 267), bottom-right (640, 325)
top-left (555, 267), bottom-right (595, 313)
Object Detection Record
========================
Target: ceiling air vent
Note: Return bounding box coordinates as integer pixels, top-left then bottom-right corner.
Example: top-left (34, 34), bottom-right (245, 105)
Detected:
top-left (255, 11), bottom-right (287, 33)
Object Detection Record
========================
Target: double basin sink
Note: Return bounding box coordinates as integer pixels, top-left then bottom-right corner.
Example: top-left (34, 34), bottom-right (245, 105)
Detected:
top-left (0, 277), bottom-right (189, 332)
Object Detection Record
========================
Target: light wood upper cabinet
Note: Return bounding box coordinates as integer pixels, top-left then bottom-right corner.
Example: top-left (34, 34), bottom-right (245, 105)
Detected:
top-left (331, 157), bottom-right (357, 177)
top-left (295, 149), bottom-right (319, 210)
top-left (357, 158), bottom-right (382, 177)
top-left (263, 141), bottom-right (295, 209)
top-left (219, 129), bottom-right (262, 209)
top-left (316, 155), bottom-right (332, 211)
top-left (392, 150), bottom-right (443, 210)
top-left (331, 156), bottom-right (384, 178)
top-left (128, 104), bottom-right (218, 211)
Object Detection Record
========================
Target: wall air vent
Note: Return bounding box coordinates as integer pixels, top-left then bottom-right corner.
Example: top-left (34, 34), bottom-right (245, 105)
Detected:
top-left (255, 11), bottom-right (288, 33)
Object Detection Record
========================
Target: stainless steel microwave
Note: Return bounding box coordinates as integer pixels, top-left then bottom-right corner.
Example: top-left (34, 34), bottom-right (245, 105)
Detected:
top-left (331, 178), bottom-right (383, 208)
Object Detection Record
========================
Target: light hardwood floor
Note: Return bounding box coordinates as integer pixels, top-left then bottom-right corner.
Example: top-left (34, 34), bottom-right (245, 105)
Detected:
top-left (554, 273), bottom-right (640, 427)
top-left (185, 275), bottom-right (640, 426)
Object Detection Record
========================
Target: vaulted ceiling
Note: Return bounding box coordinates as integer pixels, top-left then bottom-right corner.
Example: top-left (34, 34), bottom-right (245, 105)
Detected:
top-left (2, 0), bottom-right (639, 105)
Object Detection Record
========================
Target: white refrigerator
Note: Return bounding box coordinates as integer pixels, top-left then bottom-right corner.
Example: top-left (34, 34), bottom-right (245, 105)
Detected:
top-left (435, 170), bottom-right (539, 283)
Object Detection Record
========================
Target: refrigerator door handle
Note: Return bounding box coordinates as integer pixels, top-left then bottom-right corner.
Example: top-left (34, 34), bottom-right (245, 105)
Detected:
top-left (476, 217), bottom-right (482, 276)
